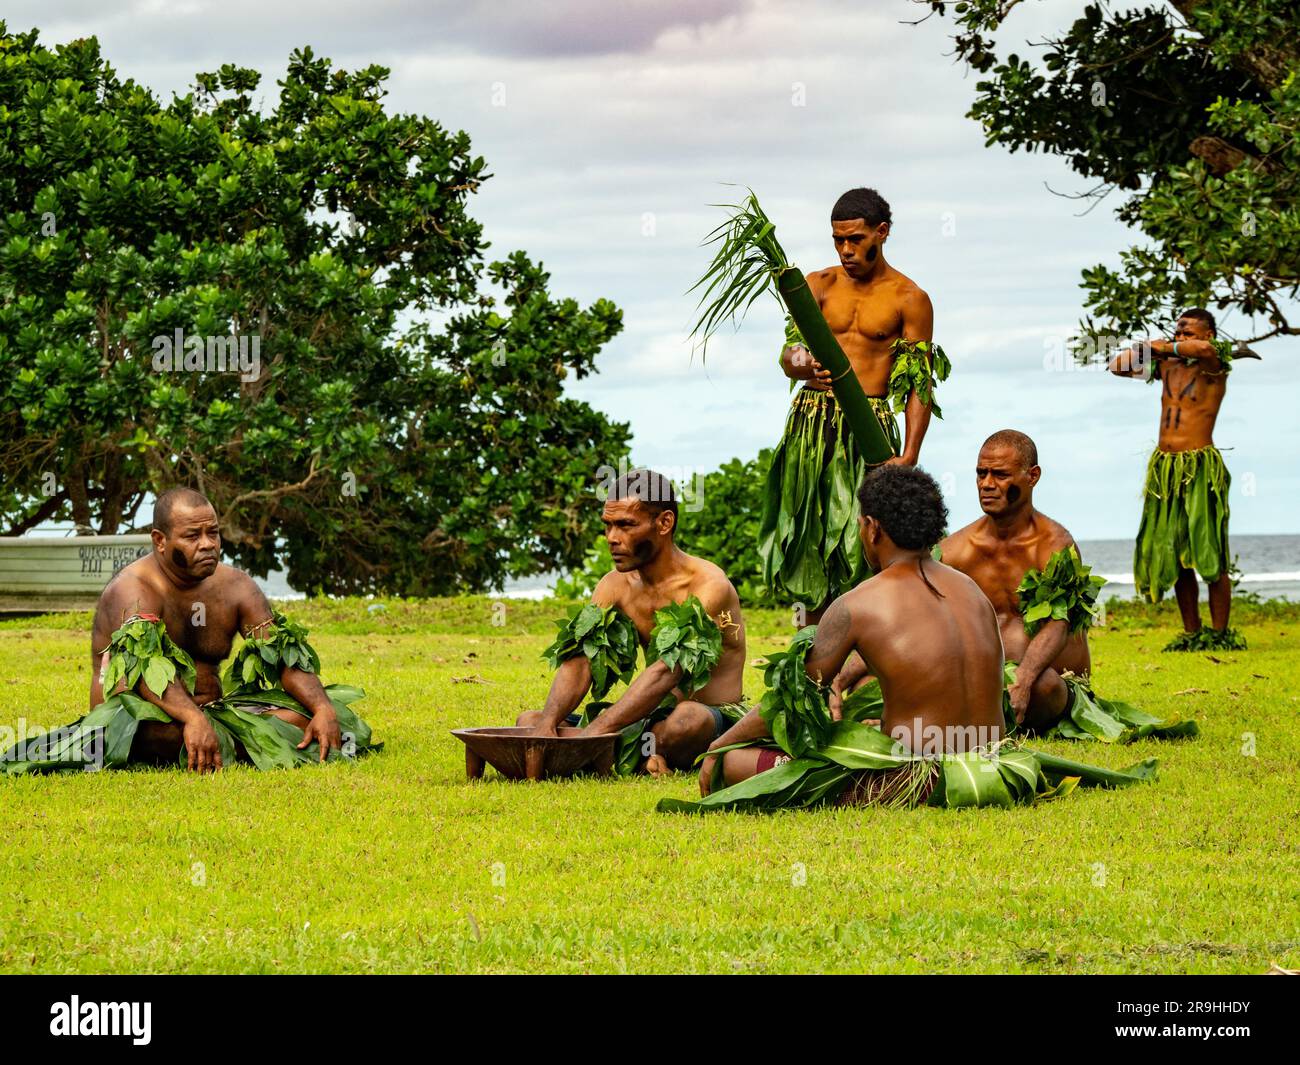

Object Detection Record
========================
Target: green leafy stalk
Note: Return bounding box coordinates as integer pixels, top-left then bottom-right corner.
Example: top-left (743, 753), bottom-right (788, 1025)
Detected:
top-left (222, 610), bottom-right (323, 694)
top-left (887, 339), bottom-right (952, 417)
top-left (688, 188), bottom-right (893, 463)
top-left (101, 614), bottom-right (197, 699)
top-left (1017, 546), bottom-right (1107, 637)
top-left (541, 603), bottom-right (640, 700)
top-left (756, 626), bottom-right (834, 758)
top-left (646, 595), bottom-right (725, 695)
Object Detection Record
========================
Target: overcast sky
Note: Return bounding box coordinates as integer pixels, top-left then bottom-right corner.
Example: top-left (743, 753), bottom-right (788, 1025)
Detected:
top-left (14, 0), bottom-right (1298, 538)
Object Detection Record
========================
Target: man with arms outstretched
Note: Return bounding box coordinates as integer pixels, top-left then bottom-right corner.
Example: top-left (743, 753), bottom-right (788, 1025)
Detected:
top-left (761, 186), bottom-right (949, 618)
top-left (519, 469), bottom-right (746, 775)
top-left (1109, 308), bottom-right (1243, 651)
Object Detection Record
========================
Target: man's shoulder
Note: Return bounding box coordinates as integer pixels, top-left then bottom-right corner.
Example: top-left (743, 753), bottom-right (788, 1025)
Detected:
top-left (938, 520), bottom-right (982, 562)
top-left (683, 555), bottom-right (740, 609)
top-left (1032, 514), bottom-right (1077, 564)
top-left (890, 269), bottom-right (930, 302)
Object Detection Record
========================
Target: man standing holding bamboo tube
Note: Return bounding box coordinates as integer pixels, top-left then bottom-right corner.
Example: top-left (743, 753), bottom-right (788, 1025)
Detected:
top-left (759, 187), bottom-right (949, 617)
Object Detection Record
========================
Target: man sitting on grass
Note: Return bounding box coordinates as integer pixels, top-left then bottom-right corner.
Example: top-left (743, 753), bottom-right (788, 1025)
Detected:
top-left (518, 469), bottom-right (747, 775)
top-left (937, 430), bottom-right (1195, 743)
top-left (0, 487), bottom-right (377, 775)
top-left (660, 466), bottom-right (1158, 814)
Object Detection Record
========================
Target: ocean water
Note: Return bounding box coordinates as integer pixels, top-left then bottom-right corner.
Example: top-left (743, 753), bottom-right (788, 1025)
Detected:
top-left (222, 534), bottom-right (1300, 604)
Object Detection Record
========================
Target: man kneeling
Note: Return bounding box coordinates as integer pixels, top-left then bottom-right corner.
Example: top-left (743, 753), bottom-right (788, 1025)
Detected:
top-left (518, 469), bottom-right (746, 775)
top-left (701, 464), bottom-right (1004, 803)
top-left (1, 488), bottom-right (377, 775)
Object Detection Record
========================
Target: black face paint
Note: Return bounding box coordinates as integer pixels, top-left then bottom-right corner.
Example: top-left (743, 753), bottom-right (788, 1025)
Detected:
top-left (632, 539), bottom-right (654, 563)
top-left (170, 547), bottom-right (189, 569)
top-left (1006, 485), bottom-right (1021, 504)
top-left (866, 245), bottom-right (878, 263)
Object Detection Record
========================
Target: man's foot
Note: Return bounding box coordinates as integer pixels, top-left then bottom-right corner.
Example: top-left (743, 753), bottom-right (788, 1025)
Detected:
top-left (643, 754), bottom-right (672, 777)
top-left (1162, 627), bottom-right (1248, 652)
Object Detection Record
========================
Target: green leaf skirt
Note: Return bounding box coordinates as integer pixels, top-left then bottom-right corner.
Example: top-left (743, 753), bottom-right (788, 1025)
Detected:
top-left (1, 685), bottom-right (379, 775)
top-left (1134, 445), bottom-right (1231, 601)
top-left (657, 719), bottom-right (1158, 815)
top-left (758, 389), bottom-right (901, 607)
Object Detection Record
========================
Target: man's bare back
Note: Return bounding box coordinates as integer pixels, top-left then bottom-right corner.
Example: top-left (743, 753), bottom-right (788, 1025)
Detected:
top-left (812, 557), bottom-right (1005, 750)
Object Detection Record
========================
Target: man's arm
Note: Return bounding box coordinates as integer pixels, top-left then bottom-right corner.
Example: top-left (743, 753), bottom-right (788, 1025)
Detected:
top-left (1147, 338), bottom-right (1228, 367)
top-left (1007, 619), bottom-right (1068, 724)
top-left (1108, 344), bottom-right (1149, 378)
top-left (895, 287), bottom-right (936, 465)
top-left (1008, 536), bottom-right (1079, 722)
top-left (237, 577), bottom-right (342, 761)
top-left (804, 596), bottom-right (857, 688)
top-left (91, 576), bottom-right (222, 772)
top-left (698, 707), bottom-right (772, 795)
top-left (532, 573), bottom-right (622, 735)
top-left (781, 271), bottom-right (833, 385)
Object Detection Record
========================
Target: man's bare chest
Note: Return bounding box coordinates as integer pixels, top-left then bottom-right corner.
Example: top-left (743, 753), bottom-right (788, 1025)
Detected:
top-left (158, 598), bottom-right (240, 664)
top-left (820, 289), bottom-right (903, 343)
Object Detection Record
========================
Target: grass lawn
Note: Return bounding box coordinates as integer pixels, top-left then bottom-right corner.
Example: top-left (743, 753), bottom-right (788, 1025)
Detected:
top-left (1, 596), bottom-right (1297, 974)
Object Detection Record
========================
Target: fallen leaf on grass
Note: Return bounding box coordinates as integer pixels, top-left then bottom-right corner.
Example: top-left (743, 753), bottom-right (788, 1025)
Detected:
top-left (451, 674), bottom-right (488, 685)
top-left (1173, 687), bottom-right (1209, 696)
top-left (1253, 673), bottom-right (1269, 679)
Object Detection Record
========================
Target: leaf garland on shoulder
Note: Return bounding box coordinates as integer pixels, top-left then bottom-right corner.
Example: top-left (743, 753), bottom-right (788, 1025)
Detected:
top-left (222, 610), bottom-right (323, 694)
top-left (541, 603), bottom-right (640, 700)
top-left (646, 595), bottom-right (725, 696)
top-left (1210, 339), bottom-right (1235, 374)
top-left (887, 339), bottom-right (952, 418)
top-left (101, 613), bottom-right (198, 699)
top-left (1016, 546), bottom-right (1106, 638)
top-left (757, 625), bottom-right (833, 758)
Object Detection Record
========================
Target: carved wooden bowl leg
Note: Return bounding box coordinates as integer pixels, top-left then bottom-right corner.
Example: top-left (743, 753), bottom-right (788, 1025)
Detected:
top-left (525, 745), bottom-right (545, 781)
top-left (466, 747), bottom-right (485, 780)
top-left (592, 746), bottom-right (615, 777)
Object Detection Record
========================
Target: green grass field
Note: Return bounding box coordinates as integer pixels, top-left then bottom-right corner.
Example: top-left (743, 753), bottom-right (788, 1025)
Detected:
top-left (2, 596), bottom-right (1297, 974)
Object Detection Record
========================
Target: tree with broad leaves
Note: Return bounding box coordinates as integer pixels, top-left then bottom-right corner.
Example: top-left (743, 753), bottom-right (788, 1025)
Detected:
top-left (918, 0), bottom-right (1299, 355)
top-left (0, 27), bottom-right (630, 594)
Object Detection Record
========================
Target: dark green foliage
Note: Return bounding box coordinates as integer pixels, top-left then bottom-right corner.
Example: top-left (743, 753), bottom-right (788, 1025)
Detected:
top-left (1017, 545), bottom-right (1107, 636)
top-left (1162, 626), bottom-right (1249, 652)
top-left (101, 614), bottom-right (197, 698)
top-left (221, 609), bottom-right (323, 694)
top-left (925, 1), bottom-right (1300, 349)
top-left (556, 451), bottom-right (779, 607)
top-left (540, 603), bottom-right (639, 700)
top-left (0, 29), bottom-right (629, 593)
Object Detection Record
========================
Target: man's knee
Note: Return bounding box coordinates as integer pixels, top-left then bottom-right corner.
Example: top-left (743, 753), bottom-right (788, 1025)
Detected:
top-left (516, 709), bottom-right (541, 727)
top-left (654, 702), bottom-right (715, 761)
top-left (1024, 670), bottom-right (1068, 731)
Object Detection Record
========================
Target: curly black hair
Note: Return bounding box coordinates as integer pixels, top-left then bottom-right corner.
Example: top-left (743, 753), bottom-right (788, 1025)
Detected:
top-left (857, 465), bottom-right (948, 550)
top-left (832, 187), bottom-right (892, 228)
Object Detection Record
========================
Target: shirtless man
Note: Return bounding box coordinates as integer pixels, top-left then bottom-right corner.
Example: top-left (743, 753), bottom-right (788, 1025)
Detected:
top-left (1109, 309), bottom-right (1239, 647)
top-left (936, 431), bottom-right (1089, 731)
top-left (90, 487), bottom-right (343, 772)
top-left (762, 186), bottom-right (944, 617)
top-left (703, 465), bottom-right (1003, 795)
top-left (518, 470), bottom-right (746, 774)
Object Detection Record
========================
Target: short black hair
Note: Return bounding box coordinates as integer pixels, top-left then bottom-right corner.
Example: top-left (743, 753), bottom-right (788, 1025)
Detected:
top-left (980, 429), bottom-right (1038, 470)
top-left (153, 487), bottom-right (215, 535)
top-left (832, 187), bottom-right (892, 228)
top-left (608, 469), bottom-right (678, 534)
top-left (1178, 307), bottom-right (1217, 335)
top-left (857, 465), bottom-right (947, 550)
